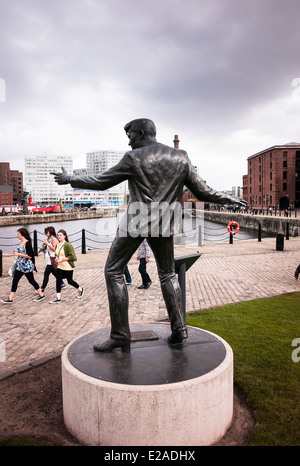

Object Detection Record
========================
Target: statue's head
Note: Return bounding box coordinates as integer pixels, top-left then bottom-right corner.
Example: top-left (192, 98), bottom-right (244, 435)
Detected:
top-left (124, 118), bottom-right (156, 149)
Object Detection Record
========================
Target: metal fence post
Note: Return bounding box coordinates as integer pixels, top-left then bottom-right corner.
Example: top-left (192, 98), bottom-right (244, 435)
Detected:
top-left (286, 222), bottom-right (290, 240)
top-left (0, 249), bottom-right (2, 277)
top-left (82, 229), bottom-right (86, 254)
top-left (33, 230), bottom-right (38, 256)
top-left (229, 224), bottom-right (233, 244)
top-left (258, 222), bottom-right (262, 242)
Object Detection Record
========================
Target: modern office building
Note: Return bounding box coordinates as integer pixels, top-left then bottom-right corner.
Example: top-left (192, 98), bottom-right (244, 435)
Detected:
top-left (86, 150), bottom-right (124, 175)
top-left (242, 142), bottom-right (300, 210)
top-left (25, 153), bottom-right (73, 206)
top-left (73, 150), bottom-right (127, 206)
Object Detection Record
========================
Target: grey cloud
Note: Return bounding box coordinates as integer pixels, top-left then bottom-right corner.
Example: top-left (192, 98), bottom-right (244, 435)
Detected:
top-left (1, 0), bottom-right (300, 188)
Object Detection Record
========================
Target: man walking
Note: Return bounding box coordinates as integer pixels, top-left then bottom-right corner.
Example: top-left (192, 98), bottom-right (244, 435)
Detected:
top-left (137, 239), bottom-right (152, 289)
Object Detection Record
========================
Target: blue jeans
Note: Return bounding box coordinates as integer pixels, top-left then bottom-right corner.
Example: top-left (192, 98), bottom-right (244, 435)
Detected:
top-left (124, 266), bottom-right (131, 284)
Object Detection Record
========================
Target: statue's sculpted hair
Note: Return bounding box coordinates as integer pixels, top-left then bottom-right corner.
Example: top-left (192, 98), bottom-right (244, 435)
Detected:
top-left (124, 118), bottom-right (156, 139)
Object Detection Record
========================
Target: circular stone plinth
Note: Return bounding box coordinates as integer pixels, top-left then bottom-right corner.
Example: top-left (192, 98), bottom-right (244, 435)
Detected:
top-left (62, 322), bottom-right (233, 446)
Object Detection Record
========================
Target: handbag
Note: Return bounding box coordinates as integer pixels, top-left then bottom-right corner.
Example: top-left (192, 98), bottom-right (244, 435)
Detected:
top-left (50, 255), bottom-right (58, 272)
top-left (8, 260), bottom-right (17, 277)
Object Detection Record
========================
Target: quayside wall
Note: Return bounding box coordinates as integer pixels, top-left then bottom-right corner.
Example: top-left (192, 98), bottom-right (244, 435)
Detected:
top-left (1, 209), bottom-right (299, 236)
top-left (0, 210), bottom-right (112, 227)
top-left (204, 211), bottom-right (300, 236)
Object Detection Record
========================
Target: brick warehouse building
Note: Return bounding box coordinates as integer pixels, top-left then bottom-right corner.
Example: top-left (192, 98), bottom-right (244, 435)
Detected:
top-left (0, 162), bottom-right (23, 204)
top-left (242, 142), bottom-right (300, 210)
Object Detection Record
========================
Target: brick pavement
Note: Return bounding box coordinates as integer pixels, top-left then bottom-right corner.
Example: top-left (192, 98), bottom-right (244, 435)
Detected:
top-left (0, 236), bottom-right (300, 377)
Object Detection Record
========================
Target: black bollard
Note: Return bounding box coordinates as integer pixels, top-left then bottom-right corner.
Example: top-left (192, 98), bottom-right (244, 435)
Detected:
top-left (229, 223), bottom-right (233, 244)
top-left (258, 222), bottom-right (262, 242)
top-left (276, 231), bottom-right (284, 251)
top-left (33, 230), bottom-right (38, 256)
top-left (286, 222), bottom-right (290, 240)
top-left (82, 229), bottom-right (86, 254)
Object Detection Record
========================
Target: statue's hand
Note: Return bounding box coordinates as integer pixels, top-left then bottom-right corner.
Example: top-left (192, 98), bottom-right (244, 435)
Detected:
top-left (226, 195), bottom-right (247, 206)
top-left (50, 167), bottom-right (71, 185)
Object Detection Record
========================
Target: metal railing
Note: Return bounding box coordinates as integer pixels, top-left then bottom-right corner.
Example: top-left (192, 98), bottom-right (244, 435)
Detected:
top-left (208, 206), bottom-right (298, 218)
top-left (0, 222), bottom-right (289, 277)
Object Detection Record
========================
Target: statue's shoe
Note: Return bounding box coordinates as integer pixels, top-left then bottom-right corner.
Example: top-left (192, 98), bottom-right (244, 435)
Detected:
top-left (168, 328), bottom-right (188, 347)
top-left (93, 337), bottom-right (131, 353)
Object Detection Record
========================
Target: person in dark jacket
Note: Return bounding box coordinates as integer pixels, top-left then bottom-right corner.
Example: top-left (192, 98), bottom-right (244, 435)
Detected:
top-left (51, 118), bottom-right (244, 352)
top-left (2, 228), bottom-right (44, 303)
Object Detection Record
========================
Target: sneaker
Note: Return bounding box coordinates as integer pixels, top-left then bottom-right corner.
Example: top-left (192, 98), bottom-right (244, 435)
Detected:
top-left (34, 295), bottom-right (45, 302)
top-left (1, 298), bottom-right (13, 304)
top-left (50, 298), bottom-right (61, 304)
top-left (126, 281), bottom-right (132, 285)
top-left (77, 288), bottom-right (84, 299)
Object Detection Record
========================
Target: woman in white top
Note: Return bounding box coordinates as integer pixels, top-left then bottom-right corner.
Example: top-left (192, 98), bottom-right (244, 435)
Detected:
top-left (41, 226), bottom-right (65, 292)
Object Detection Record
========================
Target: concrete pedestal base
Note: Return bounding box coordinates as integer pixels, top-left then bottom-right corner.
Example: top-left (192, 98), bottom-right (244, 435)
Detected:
top-left (62, 322), bottom-right (233, 446)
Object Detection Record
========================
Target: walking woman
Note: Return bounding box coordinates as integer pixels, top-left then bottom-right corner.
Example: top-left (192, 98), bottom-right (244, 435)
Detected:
top-left (50, 229), bottom-right (84, 303)
top-left (2, 228), bottom-right (45, 303)
top-left (41, 226), bottom-right (65, 292)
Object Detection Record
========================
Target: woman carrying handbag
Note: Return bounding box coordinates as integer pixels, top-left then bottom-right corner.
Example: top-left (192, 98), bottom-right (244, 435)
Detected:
top-left (40, 226), bottom-right (65, 293)
top-left (50, 229), bottom-right (84, 303)
top-left (2, 228), bottom-right (44, 303)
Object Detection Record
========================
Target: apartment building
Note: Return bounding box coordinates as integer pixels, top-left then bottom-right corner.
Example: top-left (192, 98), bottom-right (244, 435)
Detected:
top-left (25, 153), bottom-right (73, 206)
top-left (73, 150), bottom-right (127, 206)
top-left (242, 142), bottom-right (300, 209)
top-left (10, 169), bottom-right (23, 203)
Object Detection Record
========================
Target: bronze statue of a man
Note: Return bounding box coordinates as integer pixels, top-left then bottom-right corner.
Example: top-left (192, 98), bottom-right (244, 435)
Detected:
top-left (52, 118), bottom-right (240, 352)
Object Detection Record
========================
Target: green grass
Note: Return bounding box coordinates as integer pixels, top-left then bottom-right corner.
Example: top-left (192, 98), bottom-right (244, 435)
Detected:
top-left (186, 292), bottom-right (300, 446)
top-left (0, 437), bottom-right (54, 446)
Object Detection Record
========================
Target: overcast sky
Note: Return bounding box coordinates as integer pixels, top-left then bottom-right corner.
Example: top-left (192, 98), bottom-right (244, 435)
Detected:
top-left (1, 0), bottom-right (300, 191)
